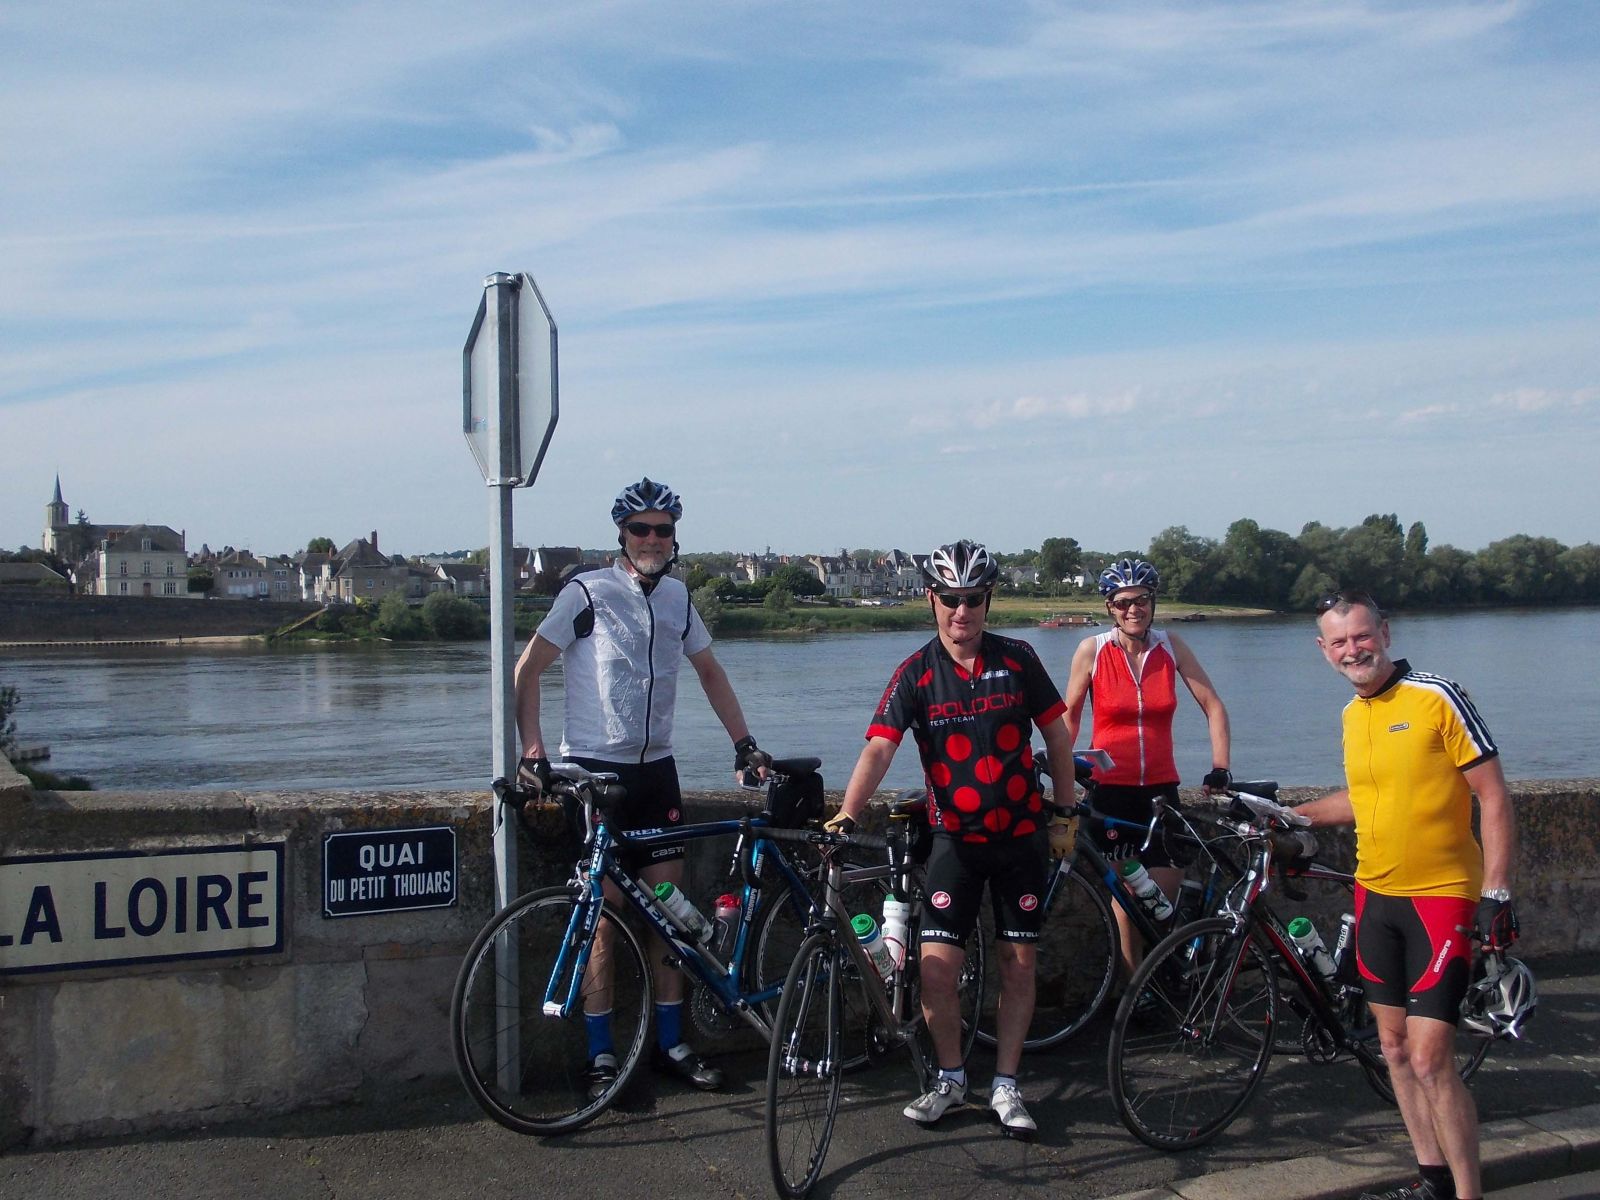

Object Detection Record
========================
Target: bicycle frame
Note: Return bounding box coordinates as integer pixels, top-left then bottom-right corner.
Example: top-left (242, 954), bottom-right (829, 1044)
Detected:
top-left (540, 796), bottom-right (828, 1041)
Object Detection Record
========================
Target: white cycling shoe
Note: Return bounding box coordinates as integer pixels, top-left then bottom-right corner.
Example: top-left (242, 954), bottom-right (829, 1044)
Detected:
top-left (903, 1076), bottom-right (966, 1124)
top-left (989, 1082), bottom-right (1037, 1137)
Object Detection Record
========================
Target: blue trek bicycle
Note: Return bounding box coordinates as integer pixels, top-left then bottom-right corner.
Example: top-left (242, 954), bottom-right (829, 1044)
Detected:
top-left (450, 756), bottom-right (839, 1134)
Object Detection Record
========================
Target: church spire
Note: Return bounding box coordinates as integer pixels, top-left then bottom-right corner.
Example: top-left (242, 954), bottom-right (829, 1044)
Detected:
top-left (52, 474), bottom-right (64, 505)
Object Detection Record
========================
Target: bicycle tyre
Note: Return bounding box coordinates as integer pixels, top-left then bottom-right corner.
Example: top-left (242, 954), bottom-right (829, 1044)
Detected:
top-left (750, 872), bottom-right (889, 1071)
top-left (903, 906), bottom-right (986, 1075)
top-left (1108, 916), bottom-right (1279, 1151)
top-left (451, 886), bottom-right (652, 1135)
top-left (975, 856), bottom-right (1117, 1050)
top-left (1351, 993), bottom-right (1494, 1105)
top-left (766, 931), bottom-right (844, 1199)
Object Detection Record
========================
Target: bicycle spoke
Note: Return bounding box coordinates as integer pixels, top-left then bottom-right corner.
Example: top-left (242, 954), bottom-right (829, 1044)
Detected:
top-left (451, 888), bottom-right (652, 1135)
top-left (766, 933), bottom-right (843, 1199)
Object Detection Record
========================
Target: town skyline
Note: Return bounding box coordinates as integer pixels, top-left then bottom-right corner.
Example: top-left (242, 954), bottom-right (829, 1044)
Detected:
top-left (3, 4), bottom-right (1596, 556)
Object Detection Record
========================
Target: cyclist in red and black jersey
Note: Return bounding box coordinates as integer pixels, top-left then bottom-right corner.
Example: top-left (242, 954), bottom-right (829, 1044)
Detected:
top-left (827, 540), bottom-right (1076, 1138)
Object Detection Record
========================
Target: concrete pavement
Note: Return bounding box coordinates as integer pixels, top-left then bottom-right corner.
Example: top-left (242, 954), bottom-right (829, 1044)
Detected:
top-left (2, 951), bottom-right (1596, 1200)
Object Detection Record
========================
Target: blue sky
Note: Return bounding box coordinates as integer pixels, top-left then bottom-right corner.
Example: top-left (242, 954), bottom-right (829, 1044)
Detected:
top-left (2, 1), bottom-right (1596, 559)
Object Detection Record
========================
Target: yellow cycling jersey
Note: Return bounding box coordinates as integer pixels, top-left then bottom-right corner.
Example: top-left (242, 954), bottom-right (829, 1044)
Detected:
top-left (1342, 659), bottom-right (1498, 899)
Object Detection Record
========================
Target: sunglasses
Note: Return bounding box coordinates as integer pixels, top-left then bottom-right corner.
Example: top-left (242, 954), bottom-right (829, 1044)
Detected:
top-left (1316, 588), bottom-right (1381, 614)
top-left (933, 590), bottom-right (990, 610)
top-left (1108, 593), bottom-right (1154, 612)
top-left (623, 521), bottom-right (676, 539)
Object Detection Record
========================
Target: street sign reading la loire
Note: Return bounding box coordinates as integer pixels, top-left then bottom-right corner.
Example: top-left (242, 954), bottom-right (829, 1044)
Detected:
top-left (322, 826), bottom-right (457, 918)
top-left (0, 844), bottom-right (285, 974)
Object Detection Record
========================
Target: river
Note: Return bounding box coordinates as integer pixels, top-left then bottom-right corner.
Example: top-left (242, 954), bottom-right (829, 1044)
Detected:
top-left (2, 608), bottom-right (1595, 793)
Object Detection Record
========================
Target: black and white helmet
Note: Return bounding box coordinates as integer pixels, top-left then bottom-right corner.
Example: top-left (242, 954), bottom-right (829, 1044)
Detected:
top-left (611, 477), bottom-right (683, 525)
top-left (1460, 955), bottom-right (1537, 1040)
top-left (1098, 557), bottom-right (1160, 597)
top-left (922, 540), bottom-right (999, 591)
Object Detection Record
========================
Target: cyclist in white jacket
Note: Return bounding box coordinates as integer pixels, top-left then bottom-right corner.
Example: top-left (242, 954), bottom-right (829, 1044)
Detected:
top-left (514, 477), bottom-right (766, 1097)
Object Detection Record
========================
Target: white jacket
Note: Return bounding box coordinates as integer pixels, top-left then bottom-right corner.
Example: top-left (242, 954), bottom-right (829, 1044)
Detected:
top-left (536, 564), bottom-right (711, 763)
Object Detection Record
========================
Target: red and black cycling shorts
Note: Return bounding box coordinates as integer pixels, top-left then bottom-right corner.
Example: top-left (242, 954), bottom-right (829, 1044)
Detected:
top-left (1086, 782), bottom-right (1181, 869)
top-left (919, 834), bottom-right (1048, 946)
top-left (1354, 885), bottom-right (1475, 1023)
top-left (567, 755), bottom-right (686, 871)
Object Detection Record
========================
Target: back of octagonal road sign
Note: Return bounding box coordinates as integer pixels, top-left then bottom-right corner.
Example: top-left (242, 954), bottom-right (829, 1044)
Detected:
top-left (463, 272), bottom-right (559, 486)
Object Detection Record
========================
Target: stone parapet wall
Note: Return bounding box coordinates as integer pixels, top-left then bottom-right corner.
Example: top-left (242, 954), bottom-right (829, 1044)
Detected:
top-left (0, 594), bottom-right (317, 642)
top-left (0, 776), bottom-right (1595, 1147)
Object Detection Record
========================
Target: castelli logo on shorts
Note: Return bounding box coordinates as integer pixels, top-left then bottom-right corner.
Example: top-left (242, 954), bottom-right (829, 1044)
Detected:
top-left (668, 807), bottom-right (681, 822)
top-left (1019, 894), bottom-right (1038, 912)
top-left (931, 891), bottom-right (952, 910)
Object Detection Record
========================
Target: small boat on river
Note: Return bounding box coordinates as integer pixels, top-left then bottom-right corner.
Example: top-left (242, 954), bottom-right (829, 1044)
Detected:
top-left (1038, 613), bottom-right (1098, 628)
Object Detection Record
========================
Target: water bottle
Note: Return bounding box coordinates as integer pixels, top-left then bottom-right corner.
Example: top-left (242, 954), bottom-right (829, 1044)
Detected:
top-left (1332, 912), bottom-right (1358, 984)
top-left (1119, 859), bottom-right (1175, 922)
top-left (712, 893), bottom-right (741, 957)
top-left (880, 895), bottom-right (912, 971)
top-left (1288, 916), bottom-right (1337, 980)
top-left (654, 881), bottom-right (714, 945)
top-left (851, 914), bottom-right (896, 979)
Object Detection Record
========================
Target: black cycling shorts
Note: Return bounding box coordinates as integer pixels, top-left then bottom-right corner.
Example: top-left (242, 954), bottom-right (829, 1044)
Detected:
top-left (919, 834), bottom-right (1048, 946)
top-left (1355, 886), bottom-right (1475, 1024)
top-left (1087, 782), bottom-right (1181, 869)
top-left (567, 755), bottom-right (686, 870)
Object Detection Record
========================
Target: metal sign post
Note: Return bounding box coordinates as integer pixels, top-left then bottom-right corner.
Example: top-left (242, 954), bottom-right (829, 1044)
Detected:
top-left (463, 271), bottom-right (558, 1095)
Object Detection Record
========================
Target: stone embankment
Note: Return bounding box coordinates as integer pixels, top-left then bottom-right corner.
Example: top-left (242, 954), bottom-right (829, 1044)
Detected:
top-left (0, 594), bottom-right (317, 645)
top-left (0, 756), bottom-right (1595, 1149)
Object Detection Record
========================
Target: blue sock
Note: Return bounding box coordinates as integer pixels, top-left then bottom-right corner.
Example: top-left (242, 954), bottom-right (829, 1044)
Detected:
top-left (655, 1001), bottom-right (683, 1052)
top-left (585, 1011), bottom-right (614, 1061)
top-left (938, 1066), bottom-right (966, 1088)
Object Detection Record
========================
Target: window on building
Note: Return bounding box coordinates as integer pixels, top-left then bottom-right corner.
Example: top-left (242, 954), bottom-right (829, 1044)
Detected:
top-left (163, 581), bottom-right (178, 595)
top-left (143, 560), bottom-right (152, 575)
top-left (141, 538), bottom-right (152, 552)
top-left (118, 581), bottom-right (129, 595)
top-left (119, 561), bottom-right (128, 576)
top-left (166, 563), bottom-right (175, 575)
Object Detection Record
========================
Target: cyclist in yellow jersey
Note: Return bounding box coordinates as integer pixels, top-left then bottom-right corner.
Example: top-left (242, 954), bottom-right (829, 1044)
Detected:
top-left (1295, 591), bottom-right (1517, 1200)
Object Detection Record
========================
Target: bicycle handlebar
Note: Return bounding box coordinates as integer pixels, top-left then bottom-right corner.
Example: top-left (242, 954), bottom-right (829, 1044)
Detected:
top-left (758, 824), bottom-right (891, 854)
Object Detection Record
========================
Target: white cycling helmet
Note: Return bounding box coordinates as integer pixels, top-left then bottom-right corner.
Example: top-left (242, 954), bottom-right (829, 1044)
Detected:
top-left (611, 477), bottom-right (683, 525)
top-left (1098, 557), bottom-right (1160, 597)
top-left (922, 540), bottom-right (999, 591)
top-left (1460, 955), bottom-right (1537, 1040)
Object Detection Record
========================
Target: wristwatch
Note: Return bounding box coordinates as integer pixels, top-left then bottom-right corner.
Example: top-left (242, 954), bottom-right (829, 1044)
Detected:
top-left (1480, 887), bottom-right (1512, 902)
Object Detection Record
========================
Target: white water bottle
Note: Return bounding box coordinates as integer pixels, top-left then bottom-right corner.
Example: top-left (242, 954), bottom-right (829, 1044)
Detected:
top-left (880, 896), bottom-right (912, 971)
top-left (1288, 916), bottom-right (1337, 980)
top-left (851, 914), bottom-right (896, 979)
top-left (712, 893), bottom-right (741, 957)
top-left (654, 881), bottom-right (714, 945)
top-left (1119, 859), bottom-right (1175, 922)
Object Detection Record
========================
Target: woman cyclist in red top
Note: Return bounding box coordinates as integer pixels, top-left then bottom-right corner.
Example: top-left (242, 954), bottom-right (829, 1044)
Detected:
top-left (1062, 558), bottom-right (1232, 982)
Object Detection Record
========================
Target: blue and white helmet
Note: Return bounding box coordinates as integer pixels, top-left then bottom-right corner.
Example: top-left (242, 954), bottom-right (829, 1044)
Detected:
top-left (611, 477), bottom-right (683, 525)
top-left (1098, 558), bottom-right (1160, 597)
top-left (922, 540), bottom-right (999, 591)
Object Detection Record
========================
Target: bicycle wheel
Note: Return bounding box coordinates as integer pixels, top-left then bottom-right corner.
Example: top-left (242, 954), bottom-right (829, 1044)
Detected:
top-left (751, 870), bottom-right (888, 1070)
top-left (1351, 992), bottom-right (1494, 1105)
top-left (766, 931), bottom-right (844, 1199)
top-left (976, 857), bottom-right (1117, 1050)
top-left (1108, 916), bottom-right (1279, 1150)
top-left (902, 907), bottom-right (986, 1076)
top-left (451, 886), bottom-right (652, 1135)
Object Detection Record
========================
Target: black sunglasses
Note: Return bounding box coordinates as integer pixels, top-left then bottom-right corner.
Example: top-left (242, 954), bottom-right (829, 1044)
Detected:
top-left (1108, 593), bottom-right (1154, 612)
top-left (623, 521), bottom-right (676, 538)
top-left (933, 590), bottom-right (990, 610)
top-left (1316, 588), bottom-right (1382, 614)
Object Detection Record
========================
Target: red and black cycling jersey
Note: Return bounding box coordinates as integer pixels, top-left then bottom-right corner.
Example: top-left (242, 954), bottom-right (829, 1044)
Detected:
top-left (866, 631), bottom-right (1067, 843)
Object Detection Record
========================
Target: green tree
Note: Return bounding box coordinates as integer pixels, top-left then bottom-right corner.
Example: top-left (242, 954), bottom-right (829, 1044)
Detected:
top-left (1288, 564), bottom-right (1339, 612)
top-left (373, 590), bottom-right (428, 640)
top-left (1476, 535), bottom-right (1568, 603)
top-left (1038, 537), bottom-right (1082, 589)
top-left (769, 563), bottom-right (824, 598)
top-left (187, 566), bottom-right (214, 596)
top-left (693, 582), bottom-right (725, 635)
top-left (1557, 544), bottom-right (1600, 602)
top-left (306, 536), bottom-right (336, 555)
top-left (1341, 514), bottom-right (1405, 601)
top-left (764, 586), bottom-right (794, 612)
top-left (1146, 526), bottom-right (1217, 602)
top-left (422, 591), bottom-right (489, 639)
